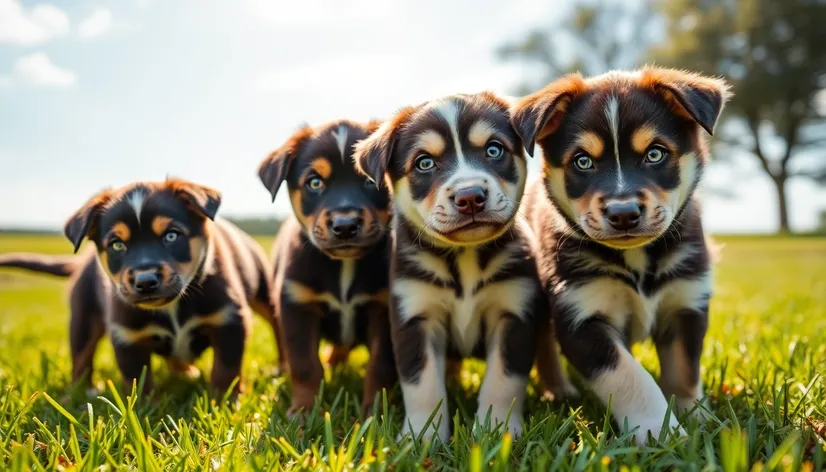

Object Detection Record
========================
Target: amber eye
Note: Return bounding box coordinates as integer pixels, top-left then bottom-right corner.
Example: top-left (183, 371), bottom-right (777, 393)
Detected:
top-left (110, 240), bottom-right (126, 252)
top-left (645, 146), bottom-right (668, 164)
top-left (485, 141), bottom-right (504, 160)
top-left (306, 176), bottom-right (325, 192)
top-left (415, 155), bottom-right (435, 172)
top-left (574, 153), bottom-right (594, 170)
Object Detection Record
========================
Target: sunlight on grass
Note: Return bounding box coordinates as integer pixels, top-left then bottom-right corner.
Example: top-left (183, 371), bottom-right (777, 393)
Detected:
top-left (1, 235), bottom-right (824, 469)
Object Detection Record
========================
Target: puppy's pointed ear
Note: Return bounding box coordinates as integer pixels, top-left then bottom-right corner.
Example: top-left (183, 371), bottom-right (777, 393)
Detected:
top-left (64, 189), bottom-right (112, 253)
top-left (510, 74), bottom-right (586, 157)
top-left (640, 67), bottom-right (731, 135)
top-left (170, 180), bottom-right (222, 220)
top-left (353, 108), bottom-right (415, 187)
top-left (258, 126), bottom-right (312, 202)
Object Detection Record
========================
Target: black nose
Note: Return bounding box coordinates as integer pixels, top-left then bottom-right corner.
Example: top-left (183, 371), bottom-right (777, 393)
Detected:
top-left (605, 202), bottom-right (642, 231)
top-left (330, 215), bottom-right (362, 240)
top-left (453, 187), bottom-right (487, 215)
top-left (133, 270), bottom-right (162, 294)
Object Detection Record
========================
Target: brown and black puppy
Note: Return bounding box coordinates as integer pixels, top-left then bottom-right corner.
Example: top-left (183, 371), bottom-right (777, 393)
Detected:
top-left (0, 179), bottom-right (284, 395)
top-left (512, 67), bottom-right (729, 444)
top-left (258, 120), bottom-right (396, 417)
top-left (354, 92), bottom-right (574, 441)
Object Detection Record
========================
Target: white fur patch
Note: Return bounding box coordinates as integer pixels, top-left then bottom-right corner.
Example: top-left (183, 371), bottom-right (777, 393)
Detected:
top-left (338, 259), bottom-right (357, 345)
top-left (434, 99), bottom-right (465, 165)
top-left (590, 344), bottom-right (683, 445)
top-left (332, 124), bottom-right (349, 162)
top-left (604, 96), bottom-right (624, 192)
top-left (127, 190), bottom-right (146, 226)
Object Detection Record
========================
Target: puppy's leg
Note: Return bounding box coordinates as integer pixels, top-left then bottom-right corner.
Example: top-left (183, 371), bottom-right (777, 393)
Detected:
top-left (477, 317), bottom-right (531, 437)
top-left (558, 316), bottom-right (683, 445)
top-left (325, 345), bottom-right (351, 367)
top-left (281, 302), bottom-right (323, 416)
top-left (69, 306), bottom-right (105, 392)
top-left (210, 314), bottom-right (247, 396)
top-left (535, 318), bottom-right (577, 400)
top-left (655, 308), bottom-right (708, 420)
top-left (114, 343), bottom-right (153, 395)
top-left (362, 303), bottom-right (398, 417)
top-left (395, 319), bottom-right (449, 442)
top-left (250, 297), bottom-right (288, 375)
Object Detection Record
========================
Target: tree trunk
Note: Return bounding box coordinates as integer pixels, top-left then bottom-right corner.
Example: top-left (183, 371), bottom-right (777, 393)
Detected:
top-left (773, 176), bottom-right (791, 234)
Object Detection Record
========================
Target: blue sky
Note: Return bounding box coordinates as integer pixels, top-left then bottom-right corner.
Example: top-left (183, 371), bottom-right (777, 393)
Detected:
top-left (0, 0), bottom-right (823, 233)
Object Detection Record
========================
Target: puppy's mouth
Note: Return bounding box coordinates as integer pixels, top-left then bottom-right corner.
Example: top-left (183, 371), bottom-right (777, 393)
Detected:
top-left (579, 210), bottom-right (672, 249)
top-left (117, 279), bottom-right (186, 310)
top-left (312, 228), bottom-right (386, 260)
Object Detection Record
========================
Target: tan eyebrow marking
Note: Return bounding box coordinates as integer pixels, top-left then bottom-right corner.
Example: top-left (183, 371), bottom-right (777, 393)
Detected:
top-left (468, 119), bottom-right (497, 147)
top-left (414, 130), bottom-right (446, 157)
top-left (310, 158), bottom-right (333, 180)
top-left (152, 216), bottom-right (173, 236)
top-left (576, 131), bottom-right (604, 158)
top-left (110, 222), bottom-right (131, 241)
top-left (631, 125), bottom-right (659, 154)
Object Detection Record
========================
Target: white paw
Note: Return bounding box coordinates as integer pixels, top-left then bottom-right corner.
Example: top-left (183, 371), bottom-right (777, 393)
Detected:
top-left (398, 413), bottom-right (450, 443)
top-left (627, 414), bottom-right (685, 446)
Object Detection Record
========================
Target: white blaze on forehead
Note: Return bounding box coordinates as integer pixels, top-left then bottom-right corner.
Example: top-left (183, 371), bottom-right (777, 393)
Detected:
top-left (332, 124), bottom-right (349, 162)
top-left (127, 189), bottom-right (146, 225)
top-left (604, 95), bottom-right (624, 192)
top-left (433, 99), bottom-right (466, 165)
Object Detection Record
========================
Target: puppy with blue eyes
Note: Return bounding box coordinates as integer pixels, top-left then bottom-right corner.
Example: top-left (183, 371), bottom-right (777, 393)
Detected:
top-left (258, 120), bottom-right (396, 417)
top-left (512, 67), bottom-right (729, 444)
top-left (0, 179), bottom-right (284, 395)
top-left (354, 92), bottom-right (574, 441)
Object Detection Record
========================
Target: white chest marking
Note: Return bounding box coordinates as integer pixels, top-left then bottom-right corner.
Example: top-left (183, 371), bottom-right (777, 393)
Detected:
top-left (108, 305), bottom-right (234, 361)
top-left (338, 259), bottom-right (357, 346)
top-left (332, 124), bottom-right (349, 162)
top-left (395, 245), bottom-right (534, 356)
top-left (561, 247), bottom-right (711, 343)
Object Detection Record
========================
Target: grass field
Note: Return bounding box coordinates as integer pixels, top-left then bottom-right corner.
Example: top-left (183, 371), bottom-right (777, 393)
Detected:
top-left (0, 234), bottom-right (824, 471)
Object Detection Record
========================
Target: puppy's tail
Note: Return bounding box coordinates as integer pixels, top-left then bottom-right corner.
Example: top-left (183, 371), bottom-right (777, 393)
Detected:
top-left (0, 253), bottom-right (79, 277)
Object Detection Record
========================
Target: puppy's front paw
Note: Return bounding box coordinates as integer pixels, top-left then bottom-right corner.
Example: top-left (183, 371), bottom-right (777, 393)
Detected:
top-left (627, 414), bottom-right (685, 446)
top-left (398, 413), bottom-right (450, 443)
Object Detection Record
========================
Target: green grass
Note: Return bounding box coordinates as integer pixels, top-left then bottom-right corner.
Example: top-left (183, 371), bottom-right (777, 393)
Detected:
top-left (0, 234), bottom-right (824, 471)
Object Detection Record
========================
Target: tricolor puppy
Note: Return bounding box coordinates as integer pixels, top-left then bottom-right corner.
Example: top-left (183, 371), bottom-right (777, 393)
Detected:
top-left (512, 67), bottom-right (729, 444)
top-left (354, 92), bottom-right (573, 441)
top-left (258, 120), bottom-right (396, 417)
top-left (0, 179), bottom-right (284, 395)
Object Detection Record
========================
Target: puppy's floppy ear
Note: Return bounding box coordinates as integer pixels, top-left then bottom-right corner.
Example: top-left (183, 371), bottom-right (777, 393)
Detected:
top-left (510, 74), bottom-right (586, 157)
top-left (64, 189), bottom-right (112, 253)
top-left (353, 108), bottom-right (414, 187)
top-left (640, 67), bottom-right (731, 135)
top-left (173, 181), bottom-right (222, 220)
top-left (258, 126), bottom-right (313, 202)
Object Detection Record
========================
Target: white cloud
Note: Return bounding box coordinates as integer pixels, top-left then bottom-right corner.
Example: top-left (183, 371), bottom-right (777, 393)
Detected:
top-left (78, 7), bottom-right (113, 39)
top-left (0, 0), bottom-right (69, 45)
top-left (5, 52), bottom-right (77, 87)
top-left (245, 0), bottom-right (392, 27)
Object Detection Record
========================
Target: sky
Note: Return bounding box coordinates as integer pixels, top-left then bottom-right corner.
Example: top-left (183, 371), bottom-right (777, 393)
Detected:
top-left (0, 0), bottom-right (824, 234)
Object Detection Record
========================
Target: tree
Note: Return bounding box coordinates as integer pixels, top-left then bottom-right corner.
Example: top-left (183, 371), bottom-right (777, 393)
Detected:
top-left (653, 0), bottom-right (826, 233)
top-left (497, 0), bottom-right (657, 95)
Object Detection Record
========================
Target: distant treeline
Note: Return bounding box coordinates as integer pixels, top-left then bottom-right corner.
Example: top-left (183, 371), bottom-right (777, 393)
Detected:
top-left (0, 217), bottom-right (284, 237)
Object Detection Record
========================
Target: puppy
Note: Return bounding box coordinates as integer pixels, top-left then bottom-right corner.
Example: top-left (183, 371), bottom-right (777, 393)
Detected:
top-left (258, 120), bottom-right (397, 417)
top-left (512, 67), bottom-right (729, 444)
top-left (354, 92), bottom-right (573, 441)
top-left (0, 179), bottom-right (284, 395)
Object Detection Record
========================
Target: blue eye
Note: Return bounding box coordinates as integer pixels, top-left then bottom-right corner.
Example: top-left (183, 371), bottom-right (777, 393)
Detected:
top-left (485, 141), bottom-right (504, 159)
top-left (645, 146), bottom-right (667, 164)
top-left (415, 155), bottom-right (435, 172)
top-left (306, 176), bottom-right (325, 191)
top-left (110, 240), bottom-right (126, 252)
top-left (163, 230), bottom-right (179, 244)
top-left (574, 154), bottom-right (594, 170)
